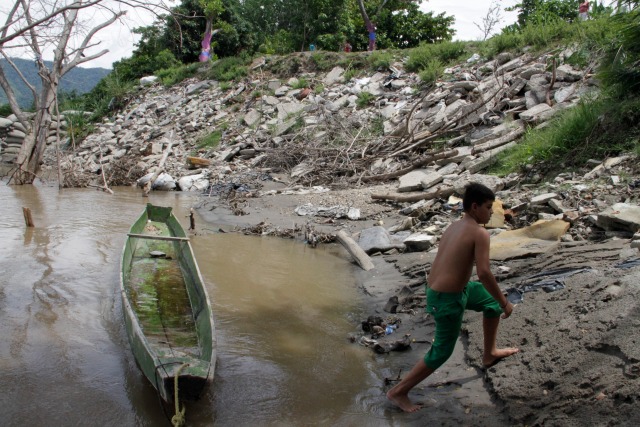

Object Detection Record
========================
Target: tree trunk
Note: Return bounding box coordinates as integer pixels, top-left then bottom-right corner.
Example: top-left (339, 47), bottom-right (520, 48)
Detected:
top-left (13, 83), bottom-right (56, 184)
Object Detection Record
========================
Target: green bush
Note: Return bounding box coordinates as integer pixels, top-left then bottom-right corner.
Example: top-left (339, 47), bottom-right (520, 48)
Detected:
top-left (482, 32), bottom-right (524, 58)
top-left (599, 9), bottom-right (640, 98)
top-left (156, 63), bottom-right (202, 86)
top-left (490, 98), bottom-right (640, 175)
top-left (367, 51), bottom-right (393, 70)
top-left (205, 56), bottom-right (248, 81)
top-left (418, 59), bottom-right (444, 84)
top-left (406, 41), bottom-right (466, 73)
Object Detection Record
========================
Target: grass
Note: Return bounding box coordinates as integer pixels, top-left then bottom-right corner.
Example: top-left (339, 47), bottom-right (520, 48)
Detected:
top-left (205, 56), bottom-right (249, 82)
top-left (291, 77), bottom-right (309, 89)
top-left (406, 41), bottom-right (467, 74)
top-left (197, 130), bottom-right (223, 150)
top-left (489, 97), bottom-right (640, 176)
top-left (156, 63), bottom-right (201, 86)
top-left (366, 51), bottom-right (394, 70)
top-left (356, 92), bottom-right (374, 109)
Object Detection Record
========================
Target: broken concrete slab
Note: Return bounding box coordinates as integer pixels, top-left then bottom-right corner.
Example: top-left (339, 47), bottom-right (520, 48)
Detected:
top-left (596, 203), bottom-right (640, 233)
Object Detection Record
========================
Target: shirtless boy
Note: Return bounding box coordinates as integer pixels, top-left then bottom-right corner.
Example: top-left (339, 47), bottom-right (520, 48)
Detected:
top-left (387, 182), bottom-right (519, 413)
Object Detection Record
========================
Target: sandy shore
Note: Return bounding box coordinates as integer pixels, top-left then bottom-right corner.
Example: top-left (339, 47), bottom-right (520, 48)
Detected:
top-left (196, 181), bottom-right (640, 426)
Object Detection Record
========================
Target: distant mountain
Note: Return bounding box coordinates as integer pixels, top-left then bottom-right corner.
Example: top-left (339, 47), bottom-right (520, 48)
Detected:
top-left (0, 58), bottom-right (111, 109)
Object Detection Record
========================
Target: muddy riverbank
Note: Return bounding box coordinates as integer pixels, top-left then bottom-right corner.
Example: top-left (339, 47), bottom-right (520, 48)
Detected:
top-left (196, 174), bottom-right (640, 426)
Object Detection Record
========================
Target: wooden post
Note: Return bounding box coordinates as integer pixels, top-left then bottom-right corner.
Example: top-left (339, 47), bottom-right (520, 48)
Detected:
top-left (23, 207), bottom-right (35, 227)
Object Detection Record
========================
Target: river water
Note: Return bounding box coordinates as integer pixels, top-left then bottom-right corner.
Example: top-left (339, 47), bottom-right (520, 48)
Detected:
top-left (0, 183), bottom-right (397, 426)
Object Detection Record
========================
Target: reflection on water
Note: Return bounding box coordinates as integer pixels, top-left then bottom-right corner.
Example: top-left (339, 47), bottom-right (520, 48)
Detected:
top-left (0, 183), bottom-right (393, 426)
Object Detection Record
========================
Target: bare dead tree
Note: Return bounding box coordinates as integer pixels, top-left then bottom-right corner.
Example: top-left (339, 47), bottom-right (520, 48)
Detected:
top-left (474, 0), bottom-right (503, 41)
top-left (0, 0), bottom-right (173, 184)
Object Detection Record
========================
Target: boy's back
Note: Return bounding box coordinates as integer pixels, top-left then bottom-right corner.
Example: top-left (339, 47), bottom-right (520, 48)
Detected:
top-left (428, 217), bottom-right (484, 293)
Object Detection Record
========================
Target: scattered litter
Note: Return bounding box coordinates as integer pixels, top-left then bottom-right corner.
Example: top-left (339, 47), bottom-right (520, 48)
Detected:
top-left (504, 267), bottom-right (594, 304)
top-left (615, 258), bottom-right (640, 269)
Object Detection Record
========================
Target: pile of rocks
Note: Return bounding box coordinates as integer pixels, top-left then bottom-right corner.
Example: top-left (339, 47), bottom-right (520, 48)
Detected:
top-left (0, 112), bottom-right (71, 164)
top-left (0, 47), bottom-right (597, 191)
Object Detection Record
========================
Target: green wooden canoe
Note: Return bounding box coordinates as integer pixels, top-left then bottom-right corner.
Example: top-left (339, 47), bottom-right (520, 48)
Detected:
top-left (120, 203), bottom-right (216, 403)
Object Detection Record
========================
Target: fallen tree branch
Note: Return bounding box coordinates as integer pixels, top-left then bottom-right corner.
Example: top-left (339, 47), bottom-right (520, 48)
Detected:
top-left (371, 185), bottom-right (455, 203)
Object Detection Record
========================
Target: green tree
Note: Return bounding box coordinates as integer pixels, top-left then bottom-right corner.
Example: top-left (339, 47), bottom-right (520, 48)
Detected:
top-left (507, 0), bottom-right (579, 27)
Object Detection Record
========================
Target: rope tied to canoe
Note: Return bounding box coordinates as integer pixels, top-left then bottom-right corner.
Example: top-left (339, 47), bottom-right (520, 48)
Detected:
top-left (171, 362), bottom-right (190, 427)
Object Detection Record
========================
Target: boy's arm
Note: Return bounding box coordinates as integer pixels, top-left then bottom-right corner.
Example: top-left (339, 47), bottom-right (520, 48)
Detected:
top-left (474, 228), bottom-right (512, 315)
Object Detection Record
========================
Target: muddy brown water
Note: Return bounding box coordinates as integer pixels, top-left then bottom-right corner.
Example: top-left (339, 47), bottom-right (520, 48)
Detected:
top-left (0, 183), bottom-right (408, 426)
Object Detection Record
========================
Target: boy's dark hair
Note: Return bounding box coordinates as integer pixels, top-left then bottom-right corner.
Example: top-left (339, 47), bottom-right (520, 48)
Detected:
top-left (463, 183), bottom-right (495, 211)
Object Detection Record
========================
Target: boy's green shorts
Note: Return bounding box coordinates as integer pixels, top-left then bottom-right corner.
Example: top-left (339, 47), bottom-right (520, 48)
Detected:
top-left (423, 281), bottom-right (503, 370)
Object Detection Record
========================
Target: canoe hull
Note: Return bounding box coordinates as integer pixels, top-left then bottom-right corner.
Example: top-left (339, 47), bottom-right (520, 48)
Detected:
top-left (120, 204), bottom-right (216, 402)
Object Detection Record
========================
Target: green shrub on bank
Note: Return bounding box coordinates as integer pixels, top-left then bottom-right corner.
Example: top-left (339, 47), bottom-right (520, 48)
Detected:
top-left (490, 97), bottom-right (640, 175)
top-left (406, 41), bottom-right (466, 73)
top-left (205, 56), bottom-right (249, 81)
top-left (156, 63), bottom-right (202, 86)
top-left (197, 129), bottom-right (223, 150)
top-left (418, 59), bottom-right (444, 84)
top-left (367, 51), bottom-right (394, 70)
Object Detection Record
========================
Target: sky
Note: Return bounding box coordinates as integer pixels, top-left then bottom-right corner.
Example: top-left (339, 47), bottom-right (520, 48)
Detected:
top-left (2, 0), bottom-right (520, 70)
top-left (425, 0), bottom-right (520, 41)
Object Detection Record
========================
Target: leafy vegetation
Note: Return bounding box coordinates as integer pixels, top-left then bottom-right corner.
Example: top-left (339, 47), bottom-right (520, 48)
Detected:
top-left (490, 7), bottom-right (640, 176)
top-left (197, 129), bottom-right (223, 149)
top-left (356, 91), bottom-right (374, 109)
top-left (405, 41), bottom-right (467, 74)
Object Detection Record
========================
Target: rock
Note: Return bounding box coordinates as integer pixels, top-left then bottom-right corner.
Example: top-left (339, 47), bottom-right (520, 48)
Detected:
top-left (137, 172), bottom-right (176, 191)
top-left (244, 109), bottom-right (262, 127)
top-left (556, 64), bottom-right (583, 82)
top-left (140, 76), bottom-right (159, 86)
top-left (178, 171), bottom-right (210, 191)
top-left (596, 203), bottom-right (640, 232)
top-left (520, 103), bottom-right (552, 122)
top-left (403, 233), bottom-right (437, 252)
top-left (530, 193), bottom-right (558, 205)
top-left (358, 227), bottom-right (398, 254)
top-left (452, 174), bottom-right (504, 194)
top-left (323, 66), bottom-right (345, 85)
top-left (398, 169), bottom-right (437, 192)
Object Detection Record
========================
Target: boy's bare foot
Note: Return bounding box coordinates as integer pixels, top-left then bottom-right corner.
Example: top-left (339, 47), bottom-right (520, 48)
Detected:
top-left (483, 347), bottom-right (519, 368)
top-left (386, 389), bottom-right (423, 413)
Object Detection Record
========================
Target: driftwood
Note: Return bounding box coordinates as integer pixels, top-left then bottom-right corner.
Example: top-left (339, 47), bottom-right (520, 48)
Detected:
top-left (98, 146), bottom-right (114, 194)
top-left (371, 185), bottom-right (455, 203)
top-left (335, 230), bottom-right (375, 271)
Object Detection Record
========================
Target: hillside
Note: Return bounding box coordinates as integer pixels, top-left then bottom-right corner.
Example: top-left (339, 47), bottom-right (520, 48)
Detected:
top-left (0, 58), bottom-right (111, 108)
